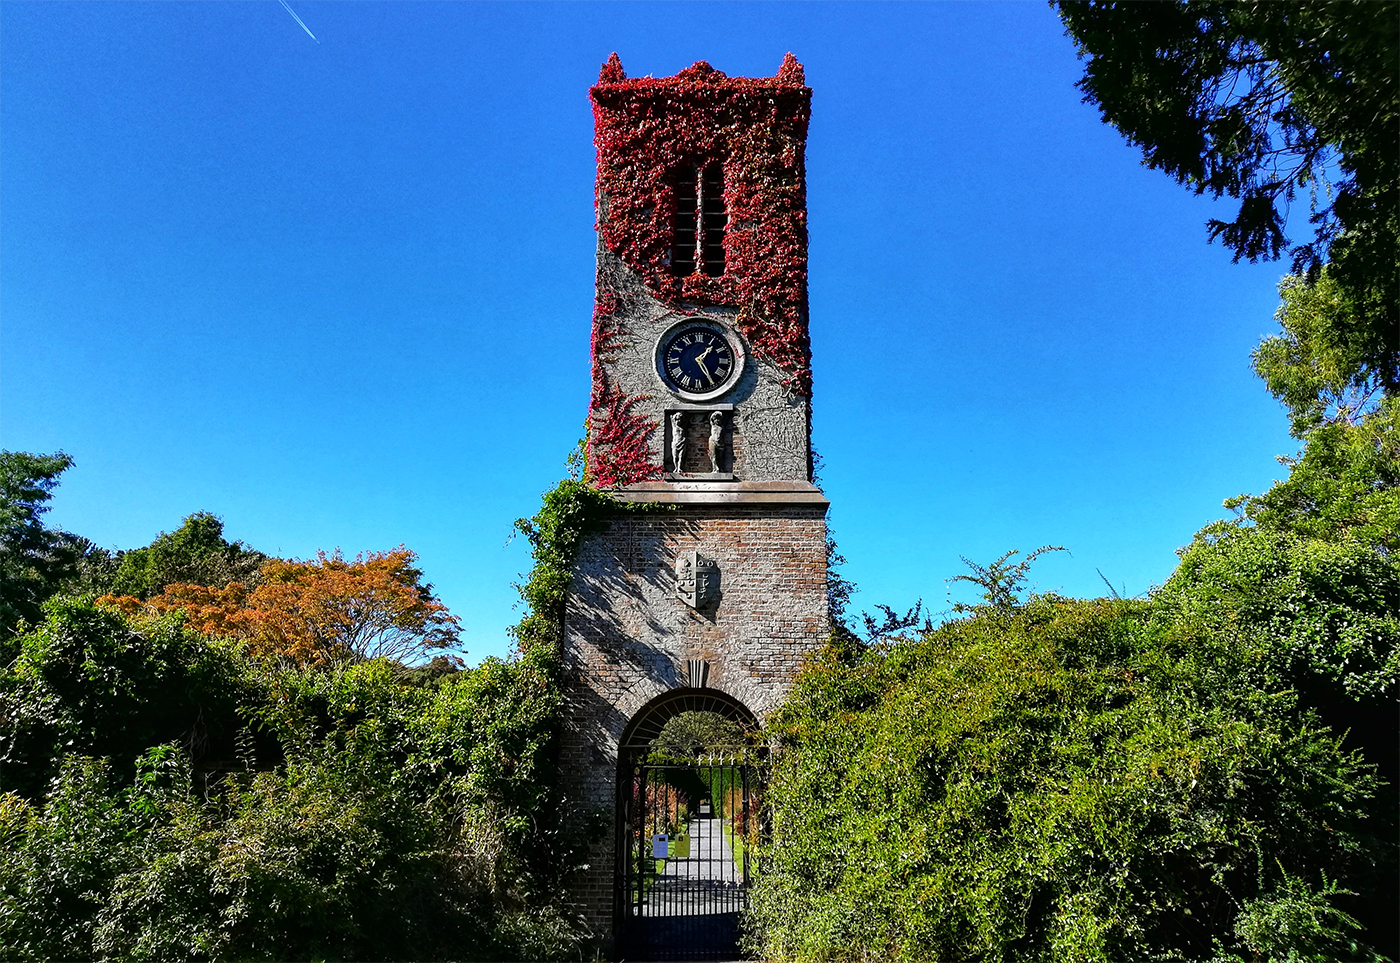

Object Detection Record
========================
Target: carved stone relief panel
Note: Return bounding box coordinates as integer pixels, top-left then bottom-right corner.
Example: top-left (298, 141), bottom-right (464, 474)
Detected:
top-left (665, 408), bottom-right (734, 477)
top-left (675, 550), bottom-right (721, 608)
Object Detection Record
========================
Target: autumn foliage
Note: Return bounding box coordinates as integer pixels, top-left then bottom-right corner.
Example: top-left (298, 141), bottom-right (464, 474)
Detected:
top-left (590, 55), bottom-right (813, 392)
top-left (99, 548), bottom-right (460, 666)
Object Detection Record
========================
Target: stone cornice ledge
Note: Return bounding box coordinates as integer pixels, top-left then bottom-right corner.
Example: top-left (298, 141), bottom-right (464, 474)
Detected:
top-left (610, 480), bottom-right (830, 507)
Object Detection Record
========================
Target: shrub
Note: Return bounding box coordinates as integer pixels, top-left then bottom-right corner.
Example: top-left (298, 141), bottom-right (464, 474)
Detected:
top-left (750, 591), bottom-right (1392, 961)
top-left (0, 597), bottom-right (243, 801)
top-left (0, 602), bottom-right (587, 961)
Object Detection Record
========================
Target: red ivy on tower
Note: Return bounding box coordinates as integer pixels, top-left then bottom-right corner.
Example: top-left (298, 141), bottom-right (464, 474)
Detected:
top-left (587, 53), bottom-right (812, 488)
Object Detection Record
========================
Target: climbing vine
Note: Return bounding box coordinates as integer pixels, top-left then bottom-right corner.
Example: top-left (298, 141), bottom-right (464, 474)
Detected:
top-left (587, 282), bottom-right (663, 488)
top-left (511, 470), bottom-right (668, 653)
top-left (592, 53), bottom-right (811, 391)
top-left (586, 53), bottom-right (811, 486)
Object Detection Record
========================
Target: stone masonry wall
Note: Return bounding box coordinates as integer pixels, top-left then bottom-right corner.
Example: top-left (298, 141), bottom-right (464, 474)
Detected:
top-left (592, 248), bottom-right (811, 483)
top-left (559, 503), bottom-right (828, 939)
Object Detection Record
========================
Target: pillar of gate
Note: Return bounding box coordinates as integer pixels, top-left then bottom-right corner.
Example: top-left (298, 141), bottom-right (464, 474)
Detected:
top-left (559, 54), bottom-right (828, 951)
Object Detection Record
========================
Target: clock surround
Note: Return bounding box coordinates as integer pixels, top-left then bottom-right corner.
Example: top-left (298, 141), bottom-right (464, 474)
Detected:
top-left (652, 318), bottom-right (746, 402)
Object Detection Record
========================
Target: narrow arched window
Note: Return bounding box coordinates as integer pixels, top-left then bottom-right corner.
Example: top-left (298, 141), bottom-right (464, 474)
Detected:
top-left (670, 164), bottom-right (726, 277)
top-left (671, 166), bottom-right (698, 276)
top-left (700, 164), bottom-right (726, 276)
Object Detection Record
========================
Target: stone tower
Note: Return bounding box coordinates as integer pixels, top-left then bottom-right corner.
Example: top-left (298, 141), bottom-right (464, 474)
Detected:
top-left (560, 53), bottom-right (829, 947)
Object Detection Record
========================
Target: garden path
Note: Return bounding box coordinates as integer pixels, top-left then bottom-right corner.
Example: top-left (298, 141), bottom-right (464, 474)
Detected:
top-left (642, 815), bottom-right (741, 917)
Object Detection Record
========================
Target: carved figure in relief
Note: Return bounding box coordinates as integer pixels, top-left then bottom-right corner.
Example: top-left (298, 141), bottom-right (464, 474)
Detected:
top-left (670, 412), bottom-right (685, 472)
top-left (707, 411), bottom-right (724, 472)
top-left (676, 550), bottom-right (720, 608)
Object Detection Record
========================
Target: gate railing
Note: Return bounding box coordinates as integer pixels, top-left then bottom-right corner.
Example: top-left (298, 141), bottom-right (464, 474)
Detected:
top-left (615, 757), bottom-right (765, 959)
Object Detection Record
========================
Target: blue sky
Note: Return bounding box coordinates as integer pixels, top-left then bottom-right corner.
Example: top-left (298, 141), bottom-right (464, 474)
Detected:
top-left (2, 2), bottom-right (1295, 662)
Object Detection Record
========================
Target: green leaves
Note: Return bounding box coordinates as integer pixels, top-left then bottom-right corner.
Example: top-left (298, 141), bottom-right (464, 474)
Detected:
top-left (106, 511), bottom-right (267, 601)
top-left (1163, 522), bottom-right (1400, 702)
top-left (510, 476), bottom-right (665, 653)
top-left (650, 710), bottom-right (748, 759)
top-left (1225, 398), bottom-right (1399, 553)
top-left (0, 600), bottom-right (585, 961)
top-left (1226, 871), bottom-right (1369, 963)
top-left (0, 450), bottom-right (80, 640)
top-left (1253, 271), bottom-right (1387, 439)
top-left (951, 545), bottom-right (1067, 612)
top-left (2, 597), bottom-right (244, 801)
top-left (510, 478), bottom-right (611, 653)
top-left (1055, 0), bottom-right (1399, 391)
top-left (752, 578), bottom-right (1394, 961)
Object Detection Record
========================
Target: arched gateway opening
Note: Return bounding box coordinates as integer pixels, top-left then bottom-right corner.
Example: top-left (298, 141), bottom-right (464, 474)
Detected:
top-left (614, 689), bottom-right (763, 961)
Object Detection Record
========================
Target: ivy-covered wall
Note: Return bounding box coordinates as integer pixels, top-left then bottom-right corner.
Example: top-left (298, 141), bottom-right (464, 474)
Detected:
top-left (587, 55), bottom-right (813, 487)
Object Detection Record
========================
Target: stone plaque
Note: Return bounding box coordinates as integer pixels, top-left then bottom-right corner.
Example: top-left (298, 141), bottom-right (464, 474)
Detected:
top-left (675, 551), bottom-right (720, 608)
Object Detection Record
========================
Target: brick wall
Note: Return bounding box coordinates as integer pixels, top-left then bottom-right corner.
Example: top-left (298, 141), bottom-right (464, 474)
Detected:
top-left (559, 502), bottom-right (829, 940)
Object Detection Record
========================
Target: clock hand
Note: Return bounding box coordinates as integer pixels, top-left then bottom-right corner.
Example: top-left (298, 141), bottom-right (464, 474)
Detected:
top-left (693, 345), bottom-right (716, 384)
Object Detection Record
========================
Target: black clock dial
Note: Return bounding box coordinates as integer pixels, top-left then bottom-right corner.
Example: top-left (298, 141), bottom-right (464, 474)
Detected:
top-left (661, 327), bottom-right (737, 394)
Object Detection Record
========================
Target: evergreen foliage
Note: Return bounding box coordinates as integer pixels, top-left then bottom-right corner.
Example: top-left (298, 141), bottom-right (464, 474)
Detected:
top-left (106, 512), bottom-right (267, 601)
top-left (1054, 0), bottom-right (1399, 388)
top-left (0, 597), bottom-right (244, 802)
top-left (0, 451), bottom-right (82, 641)
top-left (0, 600), bottom-right (586, 961)
top-left (5, 30), bottom-right (1396, 944)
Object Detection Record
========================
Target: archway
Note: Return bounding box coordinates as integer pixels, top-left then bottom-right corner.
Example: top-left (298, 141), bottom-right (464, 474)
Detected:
top-left (618, 687), bottom-right (759, 757)
top-left (614, 688), bottom-right (762, 960)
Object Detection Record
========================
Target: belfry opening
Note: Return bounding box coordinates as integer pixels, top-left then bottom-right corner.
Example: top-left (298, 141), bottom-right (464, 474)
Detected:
top-left (560, 53), bottom-right (828, 959)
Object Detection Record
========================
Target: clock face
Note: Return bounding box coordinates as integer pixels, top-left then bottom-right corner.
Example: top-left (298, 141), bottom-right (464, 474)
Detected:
top-left (659, 325), bottom-right (739, 397)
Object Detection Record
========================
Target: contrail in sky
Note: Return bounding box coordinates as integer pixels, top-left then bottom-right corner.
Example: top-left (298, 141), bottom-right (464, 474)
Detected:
top-left (278, 0), bottom-right (319, 43)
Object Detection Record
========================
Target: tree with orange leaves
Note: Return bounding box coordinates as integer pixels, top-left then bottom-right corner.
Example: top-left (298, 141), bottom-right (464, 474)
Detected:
top-left (248, 549), bottom-right (460, 664)
top-left (99, 548), bottom-right (460, 666)
top-left (99, 580), bottom-right (252, 638)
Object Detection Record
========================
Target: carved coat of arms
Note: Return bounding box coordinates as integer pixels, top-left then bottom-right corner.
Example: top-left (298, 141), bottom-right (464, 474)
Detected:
top-left (675, 551), bottom-right (720, 608)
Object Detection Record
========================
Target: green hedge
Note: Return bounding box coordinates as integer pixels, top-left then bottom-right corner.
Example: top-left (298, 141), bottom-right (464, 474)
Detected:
top-left (751, 551), bottom-right (1396, 961)
top-left (0, 597), bottom-right (586, 961)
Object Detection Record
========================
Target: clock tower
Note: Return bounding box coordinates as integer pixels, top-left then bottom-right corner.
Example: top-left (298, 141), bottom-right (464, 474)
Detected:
top-left (560, 53), bottom-right (829, 954)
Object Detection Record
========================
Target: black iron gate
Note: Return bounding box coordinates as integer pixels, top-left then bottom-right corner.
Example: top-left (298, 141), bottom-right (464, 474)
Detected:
top-left (616, 758), bottom-right (761, 961)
